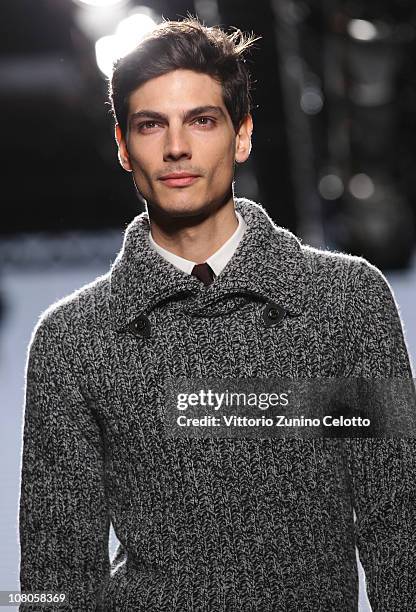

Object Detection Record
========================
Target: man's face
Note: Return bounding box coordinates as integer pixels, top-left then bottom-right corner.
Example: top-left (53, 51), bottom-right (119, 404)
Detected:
top-left (115, 69), bottom-right (252, 218)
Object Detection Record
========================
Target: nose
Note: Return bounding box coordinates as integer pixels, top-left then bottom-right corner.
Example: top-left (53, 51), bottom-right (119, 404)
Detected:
top-left (163, 123), bottom-right (192, 162)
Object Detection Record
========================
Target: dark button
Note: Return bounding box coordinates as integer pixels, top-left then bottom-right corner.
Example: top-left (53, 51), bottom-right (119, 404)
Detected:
top-left (262, 302), bottom-right (286, 327)
top-left (127, 315), bottom-right (151, 339)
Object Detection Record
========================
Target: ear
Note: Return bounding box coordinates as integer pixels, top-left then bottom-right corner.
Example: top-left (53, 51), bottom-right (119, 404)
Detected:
top-left (115, 123), bottom-right (132, 172)
top-left (235, 113), bottom-right (253, 164)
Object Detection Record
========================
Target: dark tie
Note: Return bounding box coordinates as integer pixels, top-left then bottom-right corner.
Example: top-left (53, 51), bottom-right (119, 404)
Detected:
top-left (191, 262), bottom-right (215, 286)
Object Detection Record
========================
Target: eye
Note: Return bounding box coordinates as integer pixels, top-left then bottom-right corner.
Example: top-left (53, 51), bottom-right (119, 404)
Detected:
top-left (193, 116), bottom-right (215, 127)
top-left (137, 121), bottom-right (159, 132)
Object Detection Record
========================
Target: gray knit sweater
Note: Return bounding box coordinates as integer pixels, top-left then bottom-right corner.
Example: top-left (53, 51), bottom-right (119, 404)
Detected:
top-left (19, 197), bottom-right (416, 611)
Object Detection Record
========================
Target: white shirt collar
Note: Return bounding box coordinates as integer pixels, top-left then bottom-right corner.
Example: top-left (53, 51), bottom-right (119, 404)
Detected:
top-left (148, 210), bottom-right (247, 277)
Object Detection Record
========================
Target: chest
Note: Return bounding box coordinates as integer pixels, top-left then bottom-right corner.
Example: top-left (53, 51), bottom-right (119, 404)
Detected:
top-left (94, 297), bottom-right (342, 440)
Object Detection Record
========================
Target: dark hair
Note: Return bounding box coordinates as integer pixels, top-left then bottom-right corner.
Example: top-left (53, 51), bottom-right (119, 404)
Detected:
top-left (109, 15), bottom-right (261, 136)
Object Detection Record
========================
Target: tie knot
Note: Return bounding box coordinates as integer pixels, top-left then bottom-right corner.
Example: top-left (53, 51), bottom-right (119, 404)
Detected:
top-left (191, 262), bottom-right (215, 286)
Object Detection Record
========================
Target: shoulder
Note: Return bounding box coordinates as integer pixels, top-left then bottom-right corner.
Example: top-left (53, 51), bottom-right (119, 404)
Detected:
top-left (300, 242), bottom-right (393, 301)
top-left (29, 271), bottom-right (111, 352)
top-left (298, 242), bottom-right (411, 375)
top-left (297, 242), bottom-right (402, 338)
top-left (301, 241), bottom-right (366, 276)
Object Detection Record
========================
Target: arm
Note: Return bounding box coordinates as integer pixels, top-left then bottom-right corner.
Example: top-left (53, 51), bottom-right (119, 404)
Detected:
top-left (342, 260), bottom-right (416, 611)
top-left (19, 315), bottom-right (110, 611)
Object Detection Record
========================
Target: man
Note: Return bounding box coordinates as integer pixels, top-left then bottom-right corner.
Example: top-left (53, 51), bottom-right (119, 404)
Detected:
top-left (19, 16), bottom-right (416, 612)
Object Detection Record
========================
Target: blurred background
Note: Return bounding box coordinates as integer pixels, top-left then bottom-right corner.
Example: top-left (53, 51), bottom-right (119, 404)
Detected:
top-left (1, 1), bottom-right (416, 610)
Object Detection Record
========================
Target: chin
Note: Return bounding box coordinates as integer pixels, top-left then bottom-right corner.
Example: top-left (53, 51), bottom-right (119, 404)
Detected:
top-left (148, 196), bottom-right (212, 219)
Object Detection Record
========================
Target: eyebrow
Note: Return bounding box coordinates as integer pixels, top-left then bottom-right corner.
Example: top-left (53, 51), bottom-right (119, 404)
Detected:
top-left (129, 105), bottom-right (226, 126)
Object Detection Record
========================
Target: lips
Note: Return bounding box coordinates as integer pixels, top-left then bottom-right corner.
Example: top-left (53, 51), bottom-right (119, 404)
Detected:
top-left (159, 174), bottom-right (200, 188)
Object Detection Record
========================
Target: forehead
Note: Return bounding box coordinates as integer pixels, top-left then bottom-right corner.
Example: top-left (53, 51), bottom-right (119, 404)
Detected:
top-left (127, 69), bottom-right (225, 115)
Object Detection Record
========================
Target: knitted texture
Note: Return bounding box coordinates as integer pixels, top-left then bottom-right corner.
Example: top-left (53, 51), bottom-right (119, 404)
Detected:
top-left (19, 197), bottom-right (416, 611)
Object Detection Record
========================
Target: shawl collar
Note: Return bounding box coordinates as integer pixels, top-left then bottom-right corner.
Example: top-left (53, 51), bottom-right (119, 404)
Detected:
top-left (109, 197), bottom-right (307, 331)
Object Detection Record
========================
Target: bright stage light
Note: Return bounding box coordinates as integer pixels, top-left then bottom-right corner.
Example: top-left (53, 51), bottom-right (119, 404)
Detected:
top-left (347, 19), bottom-right (378, 42)
top-left (318, 174), bottom-right (344, 200)
top-left (95, 12), bottom-right (156, 77)
top-left (95, 35), bottom-right (118, 78)
top-left (77, 0), bottom-right (124, 7)
top-left (349, 173), bottom-right (375, 200)
top-left (115, 13), bottom-right (156, 56)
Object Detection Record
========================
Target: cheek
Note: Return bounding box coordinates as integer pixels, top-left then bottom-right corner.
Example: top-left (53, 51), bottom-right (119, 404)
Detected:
top-left (127, 139), bottom-right (157, 168)
top-left (205, 137), bottom-right (235, 171)
top-left (213, 146), bottom-right (235, 177)
top-left (129, 153), bottom-right (155, 181)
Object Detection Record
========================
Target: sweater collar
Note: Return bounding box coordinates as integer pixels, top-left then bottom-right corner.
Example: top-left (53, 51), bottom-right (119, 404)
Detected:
top-left (147, 210), bottom-right (247, 277)
top-left (109, 197), bottom-right (307, 332)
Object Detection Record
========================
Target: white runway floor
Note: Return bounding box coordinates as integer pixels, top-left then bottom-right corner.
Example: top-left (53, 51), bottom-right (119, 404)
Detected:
top-left (1, 234), bottom-right (415, 611)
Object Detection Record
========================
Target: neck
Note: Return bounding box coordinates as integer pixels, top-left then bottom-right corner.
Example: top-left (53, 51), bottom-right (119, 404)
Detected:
top-left (147, 196), bottom-right (239, 264)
